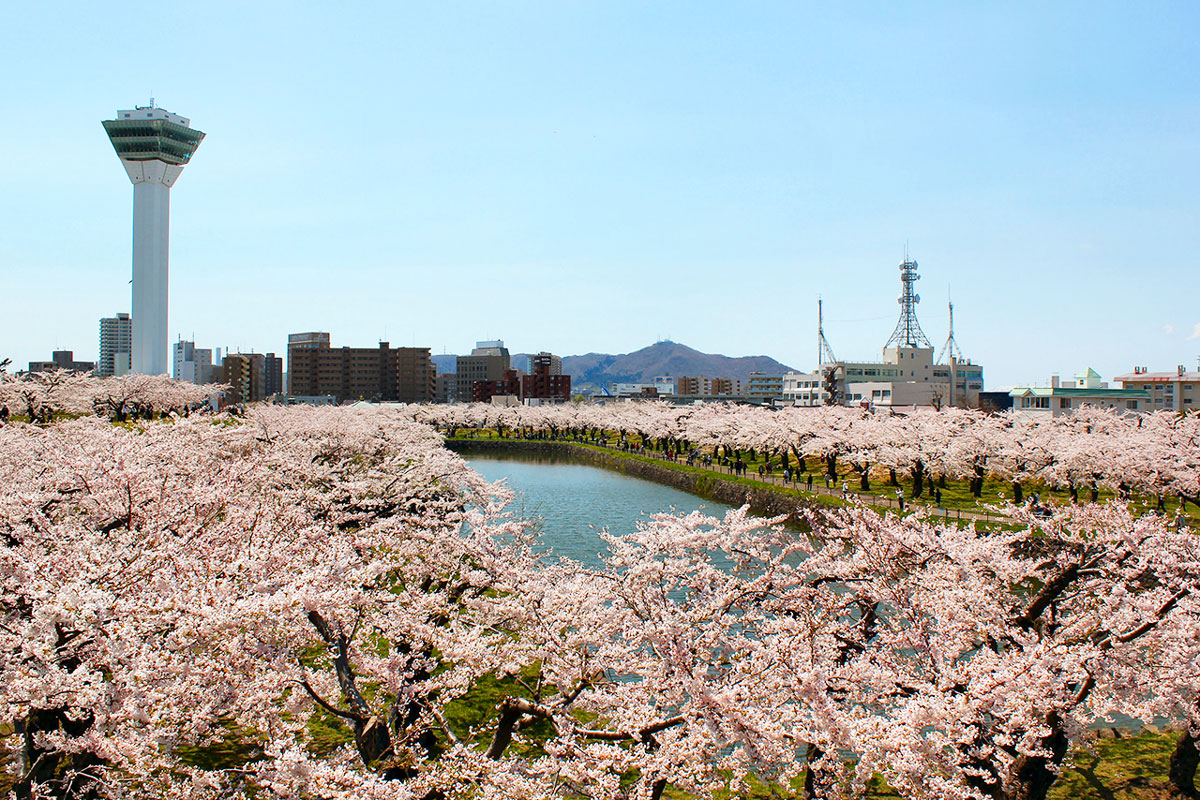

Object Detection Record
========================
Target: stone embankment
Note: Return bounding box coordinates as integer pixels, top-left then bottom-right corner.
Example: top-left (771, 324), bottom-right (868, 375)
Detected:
top-left (445, 439), bottom-right (813, 524)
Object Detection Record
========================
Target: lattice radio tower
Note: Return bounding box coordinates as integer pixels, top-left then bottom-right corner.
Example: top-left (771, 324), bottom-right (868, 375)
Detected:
top-left (884, 255), bottom-right (932, 349)
top-left (937, 298), bottom-right (965, 364)
top-left (817, 297), bottom-right (838, 365)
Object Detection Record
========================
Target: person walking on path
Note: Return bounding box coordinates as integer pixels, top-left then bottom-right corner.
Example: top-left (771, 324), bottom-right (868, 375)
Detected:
top-left (842, 481), bottom-right (849, 500)
top-left (807, 473), bottom-right (813, 491)
top-left (896, 488), bottom-right (905, 511)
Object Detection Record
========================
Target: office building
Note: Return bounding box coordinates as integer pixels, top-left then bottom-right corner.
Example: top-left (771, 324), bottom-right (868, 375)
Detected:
top-left (173, 339), bottom-right (215, 384)
top-left (456, 340), bottom-right (511, 402)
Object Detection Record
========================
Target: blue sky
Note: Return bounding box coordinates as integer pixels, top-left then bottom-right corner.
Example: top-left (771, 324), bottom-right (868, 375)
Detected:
top-left (2, 2), bottom-right (1198, 387)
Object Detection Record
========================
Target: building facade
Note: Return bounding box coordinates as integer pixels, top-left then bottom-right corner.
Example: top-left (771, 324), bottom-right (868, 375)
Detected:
top-left (434, 374), bottom-right (459, 404)
top-left (1009, 369), bottom-right (1148, 420)
top-left (263, 353), bottom-right (283, 397)
top-left (820, 347), bottom-right (984, 409)
top-left (287, 334), bottom-right (434, 404)
top-left (1115, 366), bottom-right (1200, 412)
top-left (781, 371), bottom-right (830, 406)
top-left (747, 373), bottom-right (783, 399)
top-left (456, 340), bottom-right (512, 402)
top-left (98, 313), bottom-right (133, 377)
top-left (28, 351), bottom-right (96, 375)
top-left (674, 376), bottom-right (743, 396)
top-left (173, 339), bottom-right (215, 384)
top-left (223, 353), bottom-right (266, 405)
top-left (521, 355), bottom-right (571, 402)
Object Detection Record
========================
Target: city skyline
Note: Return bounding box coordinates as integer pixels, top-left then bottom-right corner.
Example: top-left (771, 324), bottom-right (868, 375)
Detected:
top-left (3, 2), bottom-right (1199, 388)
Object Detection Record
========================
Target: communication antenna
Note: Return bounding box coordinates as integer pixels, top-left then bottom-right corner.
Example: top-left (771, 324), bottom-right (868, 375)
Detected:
top-left (884, 255), bottom-right (932, 349)
top-left (817, 296), bottom-right (838, 365)
top-left (937, 297), bottom-right (965, 364)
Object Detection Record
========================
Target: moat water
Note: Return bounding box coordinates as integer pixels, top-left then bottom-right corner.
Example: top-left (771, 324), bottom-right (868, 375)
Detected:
top-left (466, 451), bottom-right (734, 567)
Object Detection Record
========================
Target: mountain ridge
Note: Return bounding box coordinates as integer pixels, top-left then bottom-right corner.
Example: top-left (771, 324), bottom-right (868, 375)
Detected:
top-left (559, 341), bottom-right (796, 394)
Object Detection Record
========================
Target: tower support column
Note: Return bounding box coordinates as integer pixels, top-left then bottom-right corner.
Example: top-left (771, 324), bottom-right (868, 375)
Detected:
top-left (131, 178), bottom-right (171, 375)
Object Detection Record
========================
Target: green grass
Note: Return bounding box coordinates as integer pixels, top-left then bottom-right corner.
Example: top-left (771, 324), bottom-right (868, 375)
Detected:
top-left (1049, 731), bottom-right (1181, 800)
top-left (448, 429), bottom-right (1198, 529)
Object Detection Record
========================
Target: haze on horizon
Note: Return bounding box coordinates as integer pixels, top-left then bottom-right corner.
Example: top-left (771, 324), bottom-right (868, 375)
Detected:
top-left (2, 1), bottom-right (1198, 389)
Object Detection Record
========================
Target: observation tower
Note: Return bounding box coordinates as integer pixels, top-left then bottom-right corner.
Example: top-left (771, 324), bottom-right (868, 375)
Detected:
top-left (102, 101), bottom-right (205, 375)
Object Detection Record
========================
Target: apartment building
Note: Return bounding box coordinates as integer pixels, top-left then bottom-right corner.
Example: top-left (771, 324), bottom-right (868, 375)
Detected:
top-left (287, 334), bottom-right (434, 403)
top-left (1115, 366), bottom-right (1200, 412)
top-left (98, 313), bottom-right (133, 377)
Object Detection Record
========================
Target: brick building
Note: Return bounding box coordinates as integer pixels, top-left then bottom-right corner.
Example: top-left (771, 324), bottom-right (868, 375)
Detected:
top-left (471, 369), bottom-right (521, 403)
top-left (223, 353), bottom-right (266, 405)
top-left (521, 353), bottom-right (570, 402)
top-left (287, 334), bottom-right (434, 403)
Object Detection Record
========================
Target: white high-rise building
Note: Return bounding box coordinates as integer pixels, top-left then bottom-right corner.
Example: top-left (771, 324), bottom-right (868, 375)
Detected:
top-left (98, 312), bottom-right (133, 377)
top-left (102, 102), bottom-right (205, 375)
top-left (173, 339), bottom-right (214, 384)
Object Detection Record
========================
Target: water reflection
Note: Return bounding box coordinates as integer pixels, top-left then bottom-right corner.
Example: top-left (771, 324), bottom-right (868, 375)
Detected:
top-left (467, 452), bottom-right (735, 568)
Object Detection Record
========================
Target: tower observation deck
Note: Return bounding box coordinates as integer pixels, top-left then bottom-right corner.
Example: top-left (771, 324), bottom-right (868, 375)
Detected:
top-left (102, 102), bottom-right (205, 375)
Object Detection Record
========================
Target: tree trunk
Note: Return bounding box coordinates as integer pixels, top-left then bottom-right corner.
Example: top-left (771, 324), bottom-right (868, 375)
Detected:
top-left (1004, 716), bottom-right (1069, 800)
top-left (912, 460), bottom-right (925, 499)
top-left (1012, 481), bottom-right (1023, 504)
top-left (13, 708), bottom-right (103, 800)
top-left (889, 468), bottom-right (899, 487)
top-left (1170, 729), bottom-right (1199, 799)
top-left (802, 744), bottom-right (839, 800)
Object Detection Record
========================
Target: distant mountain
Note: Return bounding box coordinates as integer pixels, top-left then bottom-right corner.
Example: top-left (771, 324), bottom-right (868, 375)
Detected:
top-left (431, 354), bottom-right (458, 375)
top-left (561, 341), bottom-right (796, 394)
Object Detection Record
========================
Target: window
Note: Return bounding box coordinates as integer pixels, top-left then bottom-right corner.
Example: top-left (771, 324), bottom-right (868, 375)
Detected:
top-left (1128, 400), bottom-right (1139, 410)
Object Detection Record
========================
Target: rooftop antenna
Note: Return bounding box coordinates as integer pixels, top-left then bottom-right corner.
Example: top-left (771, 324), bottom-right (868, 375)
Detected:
top-left (884, 253), bottom-right (932, 349)
top-left (937, 294), bottom-right (965, 364)
top-left (817, 296), bottom-right (838, 365)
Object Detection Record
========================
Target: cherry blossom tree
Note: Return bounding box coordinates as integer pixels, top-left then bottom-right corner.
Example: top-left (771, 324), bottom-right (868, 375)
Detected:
top-left (5, 398), bottom-right (1199, 800)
